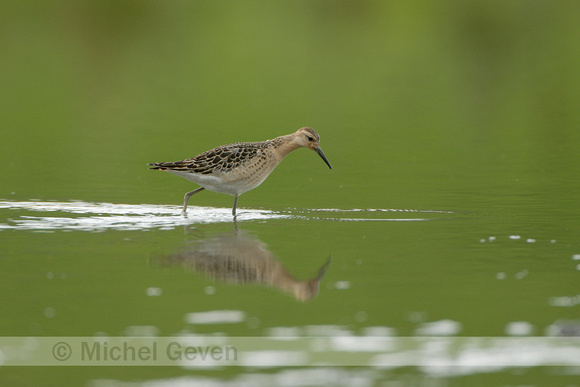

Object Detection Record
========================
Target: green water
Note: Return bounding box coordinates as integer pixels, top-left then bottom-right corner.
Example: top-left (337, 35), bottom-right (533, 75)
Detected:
top-left (1, 1), bottom-right (580, 385)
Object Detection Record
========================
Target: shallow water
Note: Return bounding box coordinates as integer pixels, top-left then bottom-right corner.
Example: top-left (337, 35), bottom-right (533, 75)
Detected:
top-left (1, 195), bottom-right (579, 384)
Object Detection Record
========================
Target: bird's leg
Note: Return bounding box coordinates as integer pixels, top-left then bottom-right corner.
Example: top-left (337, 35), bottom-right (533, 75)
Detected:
top-left (232, 195), bottom-right (239, 217)
top-left (182, 187), bottom-right (205, 215)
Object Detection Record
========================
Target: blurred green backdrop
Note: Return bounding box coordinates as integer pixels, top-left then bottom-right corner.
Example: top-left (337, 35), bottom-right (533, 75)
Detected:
top-left (2, 0), bottom-right (579, 212)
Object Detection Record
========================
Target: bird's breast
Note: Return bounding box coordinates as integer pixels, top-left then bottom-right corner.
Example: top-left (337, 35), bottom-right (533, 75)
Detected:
top-left (220, 155), bottom-right (279, 195)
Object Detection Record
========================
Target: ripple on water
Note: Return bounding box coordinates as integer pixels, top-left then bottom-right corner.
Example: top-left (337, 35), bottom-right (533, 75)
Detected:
top-left (0, 200), bottom-right (287, 232)
top-left (0, 200), bottom-right (454, 232)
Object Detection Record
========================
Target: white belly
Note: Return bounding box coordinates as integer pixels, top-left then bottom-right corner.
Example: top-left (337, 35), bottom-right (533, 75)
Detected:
top-left (167, 158), bottom-right (277, 196)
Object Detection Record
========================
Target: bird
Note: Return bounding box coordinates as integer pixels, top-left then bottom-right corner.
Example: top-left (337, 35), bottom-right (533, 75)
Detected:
top-left (148, 127), bottom-right (332, 216)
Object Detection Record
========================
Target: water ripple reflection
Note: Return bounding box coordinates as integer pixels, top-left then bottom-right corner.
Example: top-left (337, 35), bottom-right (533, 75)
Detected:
top-left (0, 200), bottom-right (454, 232)
top-left (0, 200), bottom-right (288, 231)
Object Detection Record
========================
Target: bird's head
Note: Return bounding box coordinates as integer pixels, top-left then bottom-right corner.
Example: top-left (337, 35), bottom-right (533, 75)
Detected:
top-left (293, 127), bottom-right (332, 169)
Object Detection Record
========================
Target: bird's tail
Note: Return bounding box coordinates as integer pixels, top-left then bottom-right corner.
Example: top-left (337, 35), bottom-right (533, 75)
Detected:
top-left (148, 162), bottom-right (166, 170)
top-left (148, 161), bottom-right (190, 171)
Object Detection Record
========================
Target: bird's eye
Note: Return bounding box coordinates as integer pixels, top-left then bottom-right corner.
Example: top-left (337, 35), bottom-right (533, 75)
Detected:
top-left (307, 136), bottom-right (314, 141)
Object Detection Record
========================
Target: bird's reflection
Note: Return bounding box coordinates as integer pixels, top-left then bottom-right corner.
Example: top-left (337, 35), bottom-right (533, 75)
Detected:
top-left (159, 230), bottom-right (331, 301)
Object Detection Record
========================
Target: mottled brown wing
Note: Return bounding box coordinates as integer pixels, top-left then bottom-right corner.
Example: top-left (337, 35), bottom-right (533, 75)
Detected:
top-left (150, 142), bottom-right (265, 175)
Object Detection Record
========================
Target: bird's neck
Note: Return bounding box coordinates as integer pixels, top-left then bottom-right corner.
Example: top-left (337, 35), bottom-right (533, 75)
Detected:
top-left (271, 134), bottom-right (301, 159)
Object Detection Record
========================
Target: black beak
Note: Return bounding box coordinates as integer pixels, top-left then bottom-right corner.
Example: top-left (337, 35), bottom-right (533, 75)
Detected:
top-left (315, 147), bottom-right (332, 169)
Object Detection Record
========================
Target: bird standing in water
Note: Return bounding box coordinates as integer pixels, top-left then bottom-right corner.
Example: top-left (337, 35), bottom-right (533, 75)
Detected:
top-left (148, 127), bottom-right (332, 216)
